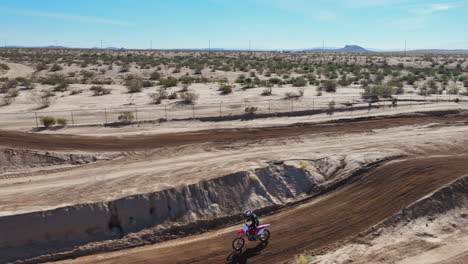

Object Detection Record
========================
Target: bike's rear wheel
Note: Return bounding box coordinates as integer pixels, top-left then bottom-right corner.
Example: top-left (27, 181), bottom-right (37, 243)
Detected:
top-left (232, 237), bottom-right (245, 250)
top-left (258, 229), bottom-right (270, 242)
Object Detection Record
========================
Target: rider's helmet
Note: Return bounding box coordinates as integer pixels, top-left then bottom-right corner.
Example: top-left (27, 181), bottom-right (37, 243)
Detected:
top-left (243, 209), bottom-right (253, 218)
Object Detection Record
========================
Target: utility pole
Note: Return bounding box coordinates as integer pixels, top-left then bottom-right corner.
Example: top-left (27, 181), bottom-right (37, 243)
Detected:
top-left (100, 40), bottom-right (103, 49)
top-left (322, 40), bottom-right (325, 51)
top-left (249, 40), bottom-right (251, 52)
top-left (150, 40), bottom-right (152, 50)
top-left (404, 40), bottom-right (407, 56)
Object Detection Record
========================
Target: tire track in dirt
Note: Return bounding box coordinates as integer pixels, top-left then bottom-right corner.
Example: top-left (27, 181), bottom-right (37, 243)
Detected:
top-left (1, 111), bottom-right (467, 152)
top-left (62, 155), bottom-right (468, 264)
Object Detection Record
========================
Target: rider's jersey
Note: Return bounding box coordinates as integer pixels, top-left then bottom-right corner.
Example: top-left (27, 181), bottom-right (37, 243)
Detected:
top-left (248, 213), bottom-right (259, 227)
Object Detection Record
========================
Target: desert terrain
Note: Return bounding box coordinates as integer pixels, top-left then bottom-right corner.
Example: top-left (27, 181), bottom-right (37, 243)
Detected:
top-left (1, 48), bottom-right (468, 264)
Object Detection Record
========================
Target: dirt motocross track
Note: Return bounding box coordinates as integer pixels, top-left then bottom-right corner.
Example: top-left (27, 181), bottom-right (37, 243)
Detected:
top-left (1, 111), bottom-right (467, 152)
top-left (2, 110), bottom-right (468, 264)
top-left (56, 155), bottom-right (468, 264)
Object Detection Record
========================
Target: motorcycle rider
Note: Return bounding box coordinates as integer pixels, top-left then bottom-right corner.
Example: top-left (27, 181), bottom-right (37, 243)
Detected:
top-left (243, 209), bottom-right (259, 240)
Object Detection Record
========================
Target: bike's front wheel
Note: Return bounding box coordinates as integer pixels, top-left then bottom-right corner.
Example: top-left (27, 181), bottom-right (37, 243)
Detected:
top-left (232, 237), bottom-right (245, 251)
top-left (258, 229), bottom-right (270, 242)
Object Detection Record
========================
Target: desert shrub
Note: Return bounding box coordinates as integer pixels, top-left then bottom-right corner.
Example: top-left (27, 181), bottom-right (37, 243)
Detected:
top-left (159, 77), bottom-right (179, 87)
top-left (448, 86), bottom-right (459, 95)
top-left (297, 87), bottom-right (305, 97)
top-left (36, 63), bottom-right (48, 71)
top-left (168, 91), bottom-right (178, 99)
top-left (6, 88), bottom-right (19, 98)
top-left (392, 98), bottom-right (398, 107)
top-left (30, 90), bottom-right (56, 109)
top-left (53, 82), bottom-right (69, 92)
top-left (0, 63), bottom-right (9, 70)
top-left (261, 87), bottom-right (272, 96)
top-left (454, 98), bottom-right (460, 103)
top-left (118, 111), bottom-right (135, 122)
top-left (142, 80), bottom-right (154, 88)
top-left (1, 94), bottom-right (15, 106)
top-left (338, 76), bottom-right (351, 86)
top-left (119, 64), bottom-right (130, 73)
top-left (40, 74), bottom-right (68, 85)
top-left (321, 80), bottom-right (337, 93)
top-left (70, 88), bottom-right (83, 95)
top-left (40, 116), bottom-right (56, 127)
top-left (362, 84), bottom-right (394, 99)
top-left (90, 85), bottom-right (111, 96)
top-left (150, 88), bottom-right (168, 104)
top-left (50, 64), bottom-right (62, 72)
top-left (56, 118), bottom-right (68, 126)
top-left (180, 89), bottom-right (199, 104)
top-left (149, 71), bottom-right (161, 80)
top-left (291, 77), bottom-right (307, 87)
top-left (1, 79), bottom-right (18, 93)
top-left (327, 100), bottom-right (336, 115)
top-left (295, 254), bottom-right (315, 264)
top-left (245, 106), bottom-right (258, 115)
top-left (126, 79), bottom-right (143, 93)
top-left (16, 77), bottom-right (35, 90)
top-left (268, 77), bottom-right (282, 85)
top-left (284, 91), bottom-right (299, 99)
top-left (219, 84), bottom-right (233, 95)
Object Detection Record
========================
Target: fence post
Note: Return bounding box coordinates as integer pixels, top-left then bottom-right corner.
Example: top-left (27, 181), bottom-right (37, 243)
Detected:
top-left (219, 102), bottom-right (222, 117)
top-left (268, 100), bottom-right (271, 113)
top-left (71, 111), bottom-right (74, 125)
top-left (34, 112), bottom-right (38, 128)
top-left (135, 108), bottom-right (138, 121)
top-left (104, 108), bottom-right (108, 123)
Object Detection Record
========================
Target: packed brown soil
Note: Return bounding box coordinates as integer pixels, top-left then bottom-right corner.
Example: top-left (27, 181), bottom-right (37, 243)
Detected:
top-left (1, 111), bottom-right (467, 152)
top-left (52, 155), bottom-right (468, 264)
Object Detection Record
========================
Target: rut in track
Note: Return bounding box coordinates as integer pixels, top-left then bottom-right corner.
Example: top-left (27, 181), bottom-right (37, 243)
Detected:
top-left (68, 155), bottom-right (468, 264)
top-left (1, 112), bottom-right (467, 152)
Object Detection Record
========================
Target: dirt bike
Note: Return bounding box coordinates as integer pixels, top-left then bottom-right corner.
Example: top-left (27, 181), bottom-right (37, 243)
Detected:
top-left (232, 222), bottom-right (271, 251)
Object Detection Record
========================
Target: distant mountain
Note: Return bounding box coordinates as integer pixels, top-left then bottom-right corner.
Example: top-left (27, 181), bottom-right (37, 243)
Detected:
top-left (303, 45), bottom-right (372, 53)
top-left (340, 45), bottom-right (370, 52)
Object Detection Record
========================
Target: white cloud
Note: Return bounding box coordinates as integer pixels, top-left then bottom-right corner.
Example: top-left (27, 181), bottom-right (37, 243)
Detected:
top-left (413, 3), bottom-right (453, 14)
top-left (0, 8), bottom-right (133, 26)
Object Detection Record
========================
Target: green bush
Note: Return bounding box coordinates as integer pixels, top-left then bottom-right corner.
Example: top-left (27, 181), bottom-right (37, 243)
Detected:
top-left (261, 87), bottom-right (272, 96)
top-left (362, 84), bottom-right (394, 99)
top-left (40, 116), bottom-right (56, 127)
top-left (53, 82), bottom-right (69, 92)
top-left (160, 77), bottom-right (179, 87)
top-left (56, 118), bottom-right (68, 126)
top-left (219, 84), bottom-right (233, 94)
top-left (322, 80), bottom-right (337, 93)
top-left (327, 100), bottom-right (336, 115)
top-left (150, 88), bottom-right (168, 104)
top-left (119, 64), bottom-right (130, 73)
top-left (90, 85), bottom-right (111, 96)
top-left (149, 71), bottom-right (161, 80)
top-left (0, 63), bottom-right (9, 70)
top-left (245, 106), bottom-right (258, 115)
top-left (448, 86), bottom-right (459, 95)
top-left (126, 79), bottom-right (143, 93)
top-left (118, 111), bottom-right (135, 122)
top-left (180, 89), bottom-right (199, 104)
top-left (292, 77), bottom-right (307, 87)
top-left (50, 64), bottom-right (62, 72)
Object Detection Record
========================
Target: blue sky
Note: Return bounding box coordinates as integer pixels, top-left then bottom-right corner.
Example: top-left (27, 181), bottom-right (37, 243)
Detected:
top-left (0, 0), bottom-right (467, 50)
